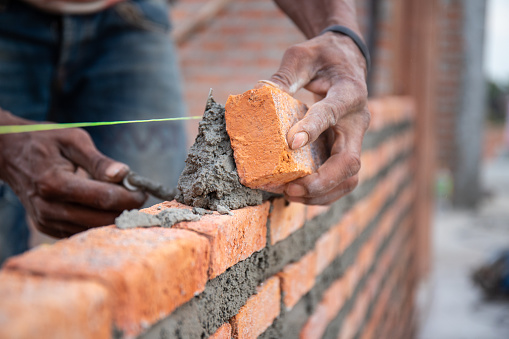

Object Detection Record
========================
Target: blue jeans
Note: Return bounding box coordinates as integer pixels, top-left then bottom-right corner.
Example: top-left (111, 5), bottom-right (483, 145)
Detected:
top-left (0, 0), bottom-right (187, 264)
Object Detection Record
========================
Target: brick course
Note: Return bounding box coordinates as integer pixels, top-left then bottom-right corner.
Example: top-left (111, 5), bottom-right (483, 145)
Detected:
top-left (0, 271), bottom-right (112, 339)
top-left (4, 227), bottom-right (210, 337)
top-left (144, 200), bottom-right (270, 278)
top-left (230, 277), bottom-right (280, 339)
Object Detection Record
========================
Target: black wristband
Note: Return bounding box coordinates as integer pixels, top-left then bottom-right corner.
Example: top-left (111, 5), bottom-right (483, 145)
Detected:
top-left (319, 25), bottom-right (371, 71)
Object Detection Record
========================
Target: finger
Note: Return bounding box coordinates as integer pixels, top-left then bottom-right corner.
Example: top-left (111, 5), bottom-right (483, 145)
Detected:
top-left (37, 171), bottom-right (147, 211)
top-left (58, 128), bottom-right (130, 183)
top-left (286, 151), bottom-right (360, 198)
top-left (265, 44), bottom-right (317, 96)
top-left (285, 111), bottom-right (369, 198)
top-left (286, 175), bottom-right (359, 205)
top-left (32, 196), bottom-right (120, 228)
top-left (34, 220), bottom-right (87, 239)
top-left (288, 81), bottom-right (367, 150)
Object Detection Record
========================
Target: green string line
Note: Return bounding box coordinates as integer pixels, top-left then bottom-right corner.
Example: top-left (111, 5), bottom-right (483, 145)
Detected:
top-left (0, 116), bottom-right (202, 135)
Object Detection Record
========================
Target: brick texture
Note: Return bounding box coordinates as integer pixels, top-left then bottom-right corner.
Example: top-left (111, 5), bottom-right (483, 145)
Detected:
top-left (230, 276), bottom-right (281, 339)
top-left (300, 278), bottom-right (345, 339)
top-left (144, 200), bottom-right (270, 278)
top-left (278, 250), bottom-right (317, 310)
top-left (269, 198), bottom-right (306, 245)
top-left (0, 271), bottom-right (112, 339)
top-left (225, 86), bottom-right (326, 192)
top-left (209, 323), bottom-right (232, 339)
top-left (4, 227), bottom-right (210, 337)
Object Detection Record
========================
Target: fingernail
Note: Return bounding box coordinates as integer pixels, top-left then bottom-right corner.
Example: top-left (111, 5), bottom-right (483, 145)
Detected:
top-left (256, 80), bottom-right (280, 89)
top-left (286, 183), bottom-right (307, 197)
top-left (291, 132), bottom-right (309, 149)
top-left (106, 163), bottom-right (127, 179)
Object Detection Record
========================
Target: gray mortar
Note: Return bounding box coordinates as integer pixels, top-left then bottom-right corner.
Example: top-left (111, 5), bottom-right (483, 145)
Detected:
top-left (115, 210), bottom-right (161, 229)
top-left (157, 209), bottom-right (201, 227)
top-left (115, 208), bottom-right (200, 229)
top-left (216, 205), bottom-right (233, 215)
top-left (192, 207), bottom-right (213, 216)
top-left (175, 95), bottom-right (265, 211)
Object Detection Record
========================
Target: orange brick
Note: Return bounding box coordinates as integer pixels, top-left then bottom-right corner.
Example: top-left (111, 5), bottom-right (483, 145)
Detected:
top-left (344, 265), bottom-right (360, 300)
top-left (269, 198), bottom-right (306, 245)
top-left (340, 212), bottom-right (357, 252)
top-left (277, 250), bottom-right (317, 310)
top-left (352, 198), bottom-right (372, 233)
top-left (0, 271), bottom-right (112, 339)
top-left (315, 225), bottom-right (341, 275)
top-left (306, 205), bottom-right (331, 221)
top-left (225, 86), bottom-right (326, 192)
top-left (4, 226), bottom-right (210, 337)
top-left (359, 150), bottom-right (374, 183)
top-left (339, 312), bottom-right (356, 339)
top-left (209, 323), bottom-right (232, 339)
top-left (149, 200), bottom-right (270, 278)
top-left (231, 277), bottom-right (280, 339)
top-left (301, 278), bottom-right (345, 339)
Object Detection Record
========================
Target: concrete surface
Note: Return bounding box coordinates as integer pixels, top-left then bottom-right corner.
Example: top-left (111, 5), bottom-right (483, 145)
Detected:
top-left (417, 153), bottom-right (509, 339)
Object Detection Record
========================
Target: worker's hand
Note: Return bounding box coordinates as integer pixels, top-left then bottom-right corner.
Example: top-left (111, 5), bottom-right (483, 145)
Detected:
top-left (260, 32), bottom-right (370, 205)
top-left (0, 111), bottom-right (147, 238)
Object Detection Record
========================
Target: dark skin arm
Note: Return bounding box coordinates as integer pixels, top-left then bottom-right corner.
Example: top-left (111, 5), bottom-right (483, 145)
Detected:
top-left (0, 109), bottom-right (146, 238)
top-left (263, 0), bottom-right (370, 205)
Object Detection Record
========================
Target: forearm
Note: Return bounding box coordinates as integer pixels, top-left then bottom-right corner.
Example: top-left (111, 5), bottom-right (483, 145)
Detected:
top-left (273, 0), bottom-right (360, 39)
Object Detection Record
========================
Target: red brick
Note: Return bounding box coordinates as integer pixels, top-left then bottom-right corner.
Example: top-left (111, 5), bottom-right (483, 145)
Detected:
top-left (4, 226), bottom-right (210, 337)
top-left (0, 271), bottom-right (112, 339)
top-left (146, 200), bottom-right (270, 278)
top-left (306, 205), bottom-right (331, 221)
top-left (300, 278), bottom-right (345, 339)
top-left (209, 323), bottom-right (232, 339)
top-left (340, 212), bottom-right (357, 252)
top-left (269, 198), bottom-right (306, 245)
top-left (352, 197), bottom-right (373, 234)
top-left (315, 225), bottom-right (342, 275)
top-left (225, 86), bottom-right (326, 192)
top-left (339, 312), bottom-right (357, 339)
top-left (230, 277), bottom-right (280, 339)
top-left (359, 150), bottom-right (374, 183)
top-left (343, 265), bottom-right (360, 300)
top-left (277, 250), bottom-right (317, 310)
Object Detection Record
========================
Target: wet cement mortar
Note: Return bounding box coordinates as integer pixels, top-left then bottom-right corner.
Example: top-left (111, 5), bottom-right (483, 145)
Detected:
top-left (115, 208), bottom-right (201, 229)
top-left (175, 96), bottom-right (265, 211)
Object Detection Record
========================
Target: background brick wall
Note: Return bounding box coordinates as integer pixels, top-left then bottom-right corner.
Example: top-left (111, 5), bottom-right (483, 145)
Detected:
top-left (434, 0), bottom-right (464, 171)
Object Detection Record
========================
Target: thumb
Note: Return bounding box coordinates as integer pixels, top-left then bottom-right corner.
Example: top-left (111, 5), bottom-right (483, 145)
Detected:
top-left (259, 45), bottom-right (316, 96)
top-left (59, 129), bottom-right (130, 183)
top-left (287, 87), bottom-right (346, 150)
top-left (287, 77), bottom-right (368, 150)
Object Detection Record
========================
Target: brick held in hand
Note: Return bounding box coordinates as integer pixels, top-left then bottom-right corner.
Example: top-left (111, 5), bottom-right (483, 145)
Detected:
top-left (225, 85), bottom-right (327, 192)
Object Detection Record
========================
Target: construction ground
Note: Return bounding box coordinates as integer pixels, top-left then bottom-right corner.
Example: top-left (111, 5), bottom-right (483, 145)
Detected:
top-left (418, 150), bottom-right (509, 338)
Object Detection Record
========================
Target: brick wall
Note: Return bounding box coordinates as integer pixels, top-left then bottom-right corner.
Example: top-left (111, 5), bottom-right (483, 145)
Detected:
top-left (0, 97), bottom-right (418, 339)
top-left (434, 0), bottom-right (464, 170)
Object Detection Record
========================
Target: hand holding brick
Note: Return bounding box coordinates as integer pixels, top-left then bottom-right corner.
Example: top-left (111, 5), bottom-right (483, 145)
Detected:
top-left (225, 85), bottom-right (326, 193)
